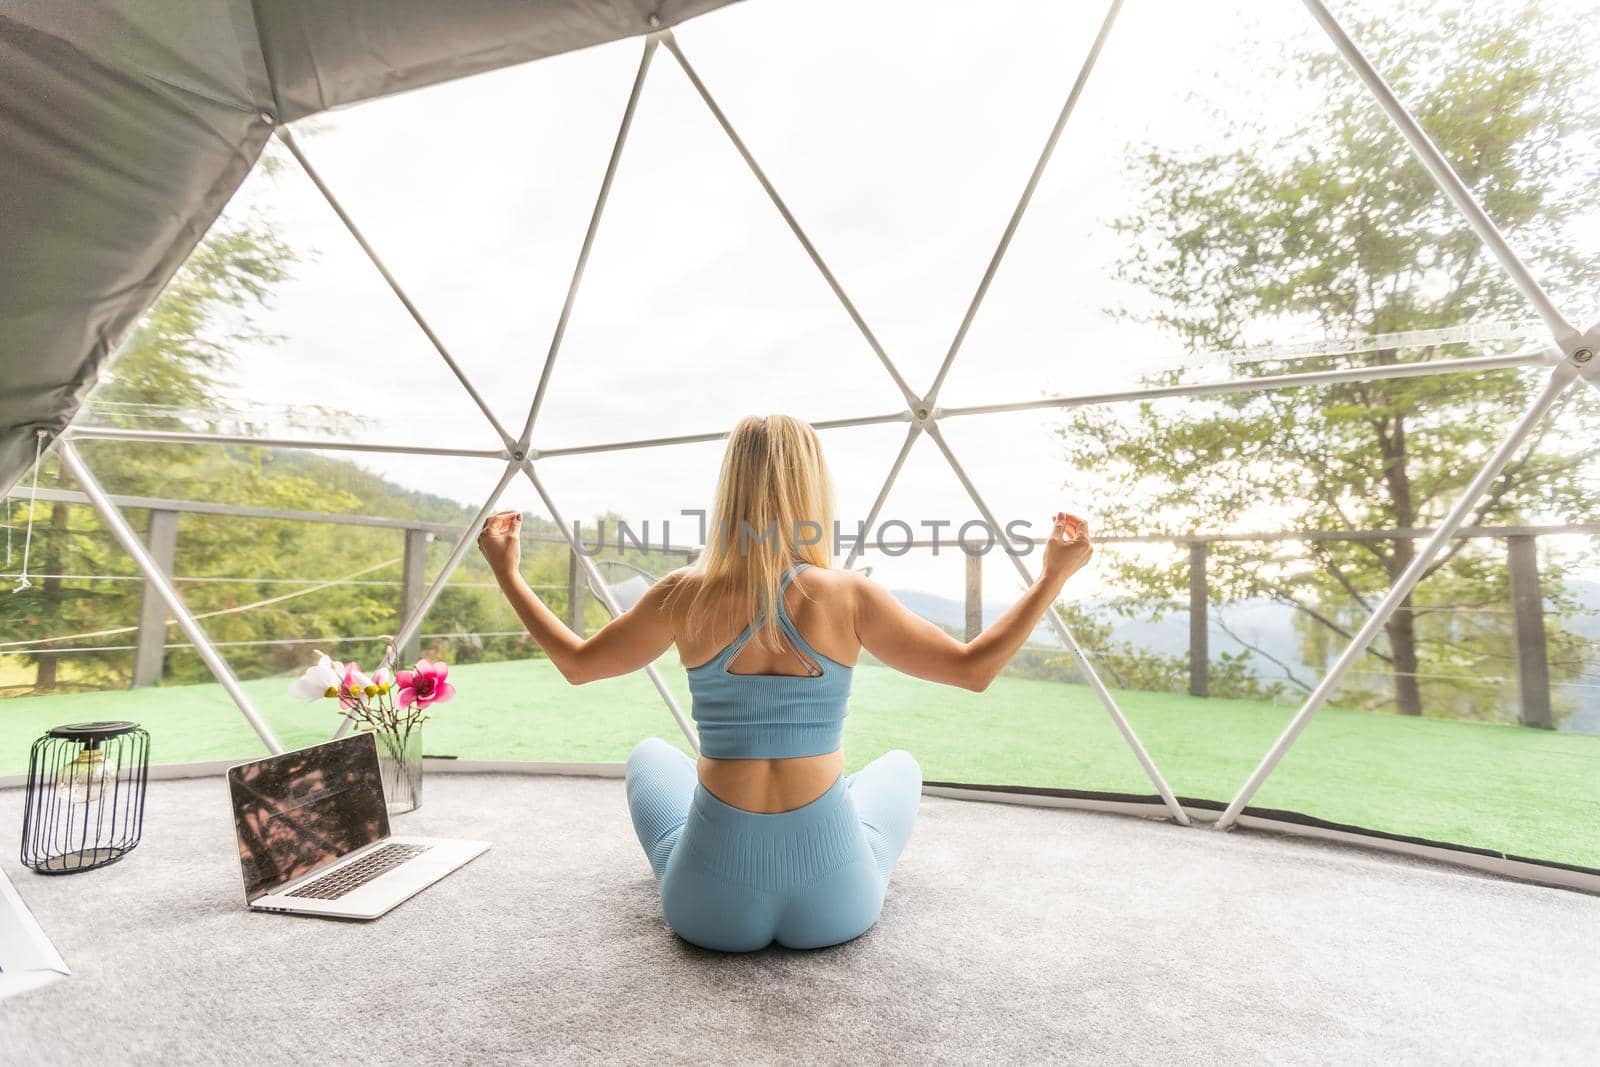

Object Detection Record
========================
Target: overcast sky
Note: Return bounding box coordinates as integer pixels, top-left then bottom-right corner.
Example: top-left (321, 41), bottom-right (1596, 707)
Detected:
top-left (95, 0), bottom-right (1600, 599)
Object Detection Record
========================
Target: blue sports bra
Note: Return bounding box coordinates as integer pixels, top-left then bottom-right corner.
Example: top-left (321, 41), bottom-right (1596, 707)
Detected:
top-left (685, 563), bottom-right (853, 759)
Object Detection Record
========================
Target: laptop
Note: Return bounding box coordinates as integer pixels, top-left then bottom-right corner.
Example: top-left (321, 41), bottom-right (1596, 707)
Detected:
top-left (227, 733), bottom-right (489, 919)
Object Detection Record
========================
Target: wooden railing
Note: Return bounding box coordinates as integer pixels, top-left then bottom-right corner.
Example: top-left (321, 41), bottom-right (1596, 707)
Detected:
top-left (8, 486), bottom-right (1596, 724)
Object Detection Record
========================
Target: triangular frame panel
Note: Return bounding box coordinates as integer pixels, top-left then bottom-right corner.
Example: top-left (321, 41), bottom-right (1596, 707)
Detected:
top-left (49, 1), bottom-right (1600, 837)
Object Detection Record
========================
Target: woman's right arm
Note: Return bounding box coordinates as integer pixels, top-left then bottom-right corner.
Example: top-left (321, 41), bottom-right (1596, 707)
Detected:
top-left (852, 513), bottom-right (1092, 692)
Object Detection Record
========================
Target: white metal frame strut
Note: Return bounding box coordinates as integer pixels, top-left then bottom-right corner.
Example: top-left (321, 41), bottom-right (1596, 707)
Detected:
top-left (1209, 0), bottom-right (1600, 828)
top-left (54, 438), bottom-right (286, 754)
top-left (510, 36), bottom-right (700, 750)
top-left (41, 0), bottom-right (1598, 838)
top-left (658, 5), bottom-right (1192, 823)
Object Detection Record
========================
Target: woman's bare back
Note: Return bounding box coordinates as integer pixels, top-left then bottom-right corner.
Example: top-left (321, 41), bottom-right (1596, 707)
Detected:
top-left (672, 566), bottom-right (858, 813)
top-left (673, 565), bottom-right (860, 675)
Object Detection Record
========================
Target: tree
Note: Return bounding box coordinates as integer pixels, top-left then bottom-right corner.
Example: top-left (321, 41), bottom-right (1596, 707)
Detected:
top-left (1052, 603), bottom-right (1288, 703)
top-left (3, 216), bottom-right (485, 689)
top-left (3, 217), bottom-right (314, 688)
top-left (0, 197), bottom-right (619, 697)
top-left (1061, 0), bottom-right (1600, 720)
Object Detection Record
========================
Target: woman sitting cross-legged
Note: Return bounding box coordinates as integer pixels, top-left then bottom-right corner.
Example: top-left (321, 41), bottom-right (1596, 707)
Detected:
top-left (476, 414), bottom-right (1093, 952)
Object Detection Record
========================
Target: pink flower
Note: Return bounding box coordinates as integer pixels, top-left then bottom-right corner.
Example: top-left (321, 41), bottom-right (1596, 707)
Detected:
top-left (396, 659), bottom-right (455, 710)
top-left (338, 661), bottom-right (371, 697)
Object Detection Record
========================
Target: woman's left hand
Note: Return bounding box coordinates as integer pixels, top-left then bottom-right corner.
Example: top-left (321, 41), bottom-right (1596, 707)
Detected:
top-left (477, 510), bottom-right (523, 578)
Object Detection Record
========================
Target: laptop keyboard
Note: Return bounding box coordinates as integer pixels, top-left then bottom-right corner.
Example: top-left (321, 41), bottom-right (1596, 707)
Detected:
top-left (286, 842), bottom-right (433, 900)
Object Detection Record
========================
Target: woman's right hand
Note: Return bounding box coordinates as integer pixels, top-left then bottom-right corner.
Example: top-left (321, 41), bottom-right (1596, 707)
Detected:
top-left (477, 510), bottom-right (523, 579)
top-left (1041, 511), bottom-right (1092, 583)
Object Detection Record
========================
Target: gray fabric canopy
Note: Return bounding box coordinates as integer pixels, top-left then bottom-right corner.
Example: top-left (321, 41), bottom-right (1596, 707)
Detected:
top-left (0, 0), bottom-right (736, 495)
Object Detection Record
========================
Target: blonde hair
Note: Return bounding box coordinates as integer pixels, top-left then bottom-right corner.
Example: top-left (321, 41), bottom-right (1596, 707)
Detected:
top-left (677, 415), bottom-right (835, 653)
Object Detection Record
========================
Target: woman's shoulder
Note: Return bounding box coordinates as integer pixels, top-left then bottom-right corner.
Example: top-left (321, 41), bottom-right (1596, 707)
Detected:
top-left (791, 562), bottom-right (868, 606)
top-left (644, 567), bottom-right (698, 608)
top-left (792, 562), bottom-right (855, 585)
top-left (656, 562), bottom-right (860, 609)
top-left (654, 566), bottom-right (700, 600)
top-left (660, 565), bottom-right (698, 586)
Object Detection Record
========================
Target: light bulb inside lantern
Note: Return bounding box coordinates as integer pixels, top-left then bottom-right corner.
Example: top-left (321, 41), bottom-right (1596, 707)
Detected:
top-left (54, 746), bottom-right (117, 805)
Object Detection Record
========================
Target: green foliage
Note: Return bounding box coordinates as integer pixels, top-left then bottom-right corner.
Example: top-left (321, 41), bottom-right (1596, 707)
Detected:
top-left (98, 223), bottom-right (295, 416)
top-left (1063, 0), bottom-right (1600, 721)
top-left (0, 215), bottom-right (601, 695)
top-left (1050, 603), bottom-right (1289, 703)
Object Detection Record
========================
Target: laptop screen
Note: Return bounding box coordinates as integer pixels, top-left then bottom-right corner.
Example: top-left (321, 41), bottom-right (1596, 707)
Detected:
top-left (228, 733), bottom-right (391, 902)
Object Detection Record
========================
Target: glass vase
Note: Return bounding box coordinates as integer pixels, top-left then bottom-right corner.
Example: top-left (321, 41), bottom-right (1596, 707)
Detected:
top-left (374, 726), bottom-right (423, 815)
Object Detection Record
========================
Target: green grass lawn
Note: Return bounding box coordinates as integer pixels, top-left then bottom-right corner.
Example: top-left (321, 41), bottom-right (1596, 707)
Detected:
top-left (5, 657), bottom-right (1596, 869)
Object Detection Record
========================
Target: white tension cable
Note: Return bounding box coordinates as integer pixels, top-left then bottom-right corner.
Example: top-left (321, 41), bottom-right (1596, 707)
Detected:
top-left (1207, 318), bottom-right (1549, 367)
top-left (10, 430), bottom-right (44, 594)
top-left (0, 555), bottom-right (402, 650)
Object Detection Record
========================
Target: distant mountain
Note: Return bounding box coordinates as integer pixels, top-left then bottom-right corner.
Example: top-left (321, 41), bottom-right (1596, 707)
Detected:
top-left (1566, 579), bottom-right (1600, 641)
top-left (889, 587), bottom-right (1301, 667)
top-left (891, 581), bottom-right (1600, 731)
top-left (888, 589), bottom-right (1060, 646)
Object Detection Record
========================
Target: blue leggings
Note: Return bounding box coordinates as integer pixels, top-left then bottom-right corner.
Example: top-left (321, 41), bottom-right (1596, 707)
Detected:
top-left (625, 738), bottom-right (921, 952)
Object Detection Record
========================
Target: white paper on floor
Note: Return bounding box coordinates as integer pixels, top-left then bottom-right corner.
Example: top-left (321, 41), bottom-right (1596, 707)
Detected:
top-left (0, 865), bottom-right (69, 1001)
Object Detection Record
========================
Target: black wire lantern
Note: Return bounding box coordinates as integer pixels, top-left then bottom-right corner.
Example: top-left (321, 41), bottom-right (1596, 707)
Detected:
top-left (20, 721), bottom-right (150, 874)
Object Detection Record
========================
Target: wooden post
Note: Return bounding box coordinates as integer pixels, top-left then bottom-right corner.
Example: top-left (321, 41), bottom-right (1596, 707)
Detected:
top-left (132, 509), bottom-right (178, 687)
top-left (964, 551), bottom-right (982, 641)
top-left (34, 501), bottom-right (68, 690)
top-left (567, 547), bottom-right (587, 635)
top-left (397, 527), bottom-right (429, 664)
top-left (1189, 540), bottom-right (1208, 698)
top-left (1507, 534), bottom-right (1552, 728)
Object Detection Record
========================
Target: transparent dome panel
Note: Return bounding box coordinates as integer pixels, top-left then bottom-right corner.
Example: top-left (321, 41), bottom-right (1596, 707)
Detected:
top-left (834, 432), bottom-right (1164, 792)
top-left (520, 437), bottom-right (728, 556)
top-left (822, 420), bottom-right (925, 550)
top-left (1327, 0), bottom-right (1600, 321)
top-left (1249, 517), bottom-right (1600, 869)
top-left (934, 361), bottom-right (1600, 837)
top-left (1, 487), bottom-right (149, 770)
top-left (23, 0), bottom-right (1596, 814)
top-left (273, 37), bottom-right (652, 440)
top-left (370, 505), bottom-right (698, 765)
top-left (61, 437), bottom-right (512, 518)
top-left (527, 33), bottom-right (910, 450)
top-left (672, 0), bottom-right (1114, 387)
top-left (939, 0), bottom-right (1573, 414)
top-left (0, 444), bottom-right (527, 764)
top-left (81, 137), bottom-right (508, 452)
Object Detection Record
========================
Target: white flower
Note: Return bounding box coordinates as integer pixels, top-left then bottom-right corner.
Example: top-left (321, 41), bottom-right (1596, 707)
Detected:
top-left (289, 653), bottom-right (343, 700)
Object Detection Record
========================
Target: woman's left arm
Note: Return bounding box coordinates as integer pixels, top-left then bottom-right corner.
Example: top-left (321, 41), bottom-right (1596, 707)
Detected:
top-left (478, 511), bottom-right (679, 685)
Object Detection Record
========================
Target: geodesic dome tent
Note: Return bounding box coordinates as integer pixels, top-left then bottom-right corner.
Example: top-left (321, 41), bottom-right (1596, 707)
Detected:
top-left (3, 0), bottom-right (1599, 899)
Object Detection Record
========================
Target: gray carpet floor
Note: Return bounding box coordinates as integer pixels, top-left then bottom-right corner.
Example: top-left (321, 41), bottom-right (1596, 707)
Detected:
top-left (1, 773), bottom-right (1596, 1065)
